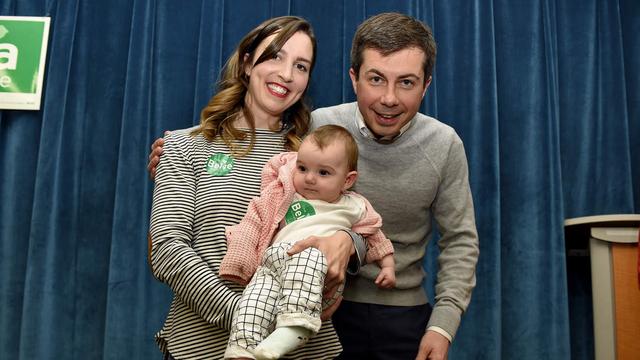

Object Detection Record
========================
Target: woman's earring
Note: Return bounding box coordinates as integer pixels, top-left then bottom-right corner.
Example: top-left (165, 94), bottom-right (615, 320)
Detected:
top-left (243, 53), bottom-right (252, 77)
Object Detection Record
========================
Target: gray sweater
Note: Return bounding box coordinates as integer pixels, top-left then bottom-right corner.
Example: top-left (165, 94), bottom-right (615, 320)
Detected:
top-left (311, 102), bottom-right (479, 339)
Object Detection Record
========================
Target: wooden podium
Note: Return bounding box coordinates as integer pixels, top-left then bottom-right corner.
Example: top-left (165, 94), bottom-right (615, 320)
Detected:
top-left (564, 214), bottom-right (640, 360)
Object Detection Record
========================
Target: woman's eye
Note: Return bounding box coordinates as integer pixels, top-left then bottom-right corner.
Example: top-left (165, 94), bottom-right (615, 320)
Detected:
top-left (296, 63), bottom-right (308, 72)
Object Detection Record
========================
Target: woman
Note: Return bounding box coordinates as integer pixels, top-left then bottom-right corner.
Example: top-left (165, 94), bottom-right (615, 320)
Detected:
top-left (149, 16), bottom-right (345, 359)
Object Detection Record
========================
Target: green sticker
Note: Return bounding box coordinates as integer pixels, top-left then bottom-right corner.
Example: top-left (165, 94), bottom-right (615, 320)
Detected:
top-left (205, 153), bottom-right (234, 176)
top-left (285, 200), bottom-right (316, 224)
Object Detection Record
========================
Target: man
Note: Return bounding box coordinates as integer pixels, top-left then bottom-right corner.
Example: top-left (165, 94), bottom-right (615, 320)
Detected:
top-left (307, 13), bottom-right (478, 360)
top-left (149, 13), bottom-right (478, 360)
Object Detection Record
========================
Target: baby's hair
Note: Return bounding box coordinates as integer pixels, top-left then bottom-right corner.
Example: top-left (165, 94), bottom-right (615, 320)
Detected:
top-left (307, 125), bottom-right (358, 171)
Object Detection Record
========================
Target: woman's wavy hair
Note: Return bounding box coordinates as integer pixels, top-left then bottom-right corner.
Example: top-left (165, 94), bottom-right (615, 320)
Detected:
top-left (192, 16), bottom-right (317, 154)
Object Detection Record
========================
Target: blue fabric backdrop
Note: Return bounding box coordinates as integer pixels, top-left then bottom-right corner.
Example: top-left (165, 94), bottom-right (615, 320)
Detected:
top-left (0, 0), bottom-right (638, 359)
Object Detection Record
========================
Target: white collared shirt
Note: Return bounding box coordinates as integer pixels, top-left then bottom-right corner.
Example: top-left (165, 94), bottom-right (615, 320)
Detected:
top-left (355, 108), bottom-right (414, 143)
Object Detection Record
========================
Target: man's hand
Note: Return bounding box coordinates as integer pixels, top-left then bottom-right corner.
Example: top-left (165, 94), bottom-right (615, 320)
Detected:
top-left (415, 330), bottom-right (450, 360)
top-left (287, 231), bottom-right (354, 295)
top-left (147, 132), bottom-right (168, 180)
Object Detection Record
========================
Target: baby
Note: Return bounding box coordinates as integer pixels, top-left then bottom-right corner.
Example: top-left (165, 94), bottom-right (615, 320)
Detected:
top-left (220, 125), bottom-right (395, 359)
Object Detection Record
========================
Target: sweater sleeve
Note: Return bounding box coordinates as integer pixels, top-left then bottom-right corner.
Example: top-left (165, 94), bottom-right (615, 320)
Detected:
top-left (220, 197), bottom-right (271, 285)
top-left (350, 193), bottom-right (394, 263)
top-left (149, 133), bottom-right (238, 331)
top-left (219, 152), bottom-right (295, 284)
top-left (428, 134), bottom-right (480, 339)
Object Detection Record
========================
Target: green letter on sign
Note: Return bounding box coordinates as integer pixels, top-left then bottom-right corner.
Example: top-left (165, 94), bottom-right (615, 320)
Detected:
top-left (0, 16), bottom-right (50, 110)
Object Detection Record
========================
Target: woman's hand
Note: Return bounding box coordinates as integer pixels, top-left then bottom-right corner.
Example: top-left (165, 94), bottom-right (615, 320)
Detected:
top-left (320, 294), bottom-right (343, 321)
top-left (287, 231), bottom-right (354, 295)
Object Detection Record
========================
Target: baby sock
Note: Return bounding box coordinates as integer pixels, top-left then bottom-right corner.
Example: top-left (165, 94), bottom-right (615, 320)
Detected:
top-left (253, 326), bottom-right (312, 360)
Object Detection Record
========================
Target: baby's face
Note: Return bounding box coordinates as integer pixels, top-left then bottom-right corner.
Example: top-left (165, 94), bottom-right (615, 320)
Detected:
top-left (293, 138), bottom-right (354, 203)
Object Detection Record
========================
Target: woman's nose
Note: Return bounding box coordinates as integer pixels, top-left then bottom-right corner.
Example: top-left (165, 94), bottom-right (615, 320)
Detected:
top-left (278, 64), bottom-right (293, 82)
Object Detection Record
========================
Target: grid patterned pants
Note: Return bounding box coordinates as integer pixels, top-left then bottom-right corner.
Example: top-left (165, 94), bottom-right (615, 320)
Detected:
top-left (226, 243), bottom-right (328, 358)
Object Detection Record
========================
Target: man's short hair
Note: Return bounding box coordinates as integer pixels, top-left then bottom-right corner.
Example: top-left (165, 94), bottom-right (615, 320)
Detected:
top-left (351, 12), bottom-right (437, 84)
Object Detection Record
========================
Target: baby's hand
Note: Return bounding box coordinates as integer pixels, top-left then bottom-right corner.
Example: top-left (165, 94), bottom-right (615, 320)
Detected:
top-left (374, 266), bottom-right (396, 289)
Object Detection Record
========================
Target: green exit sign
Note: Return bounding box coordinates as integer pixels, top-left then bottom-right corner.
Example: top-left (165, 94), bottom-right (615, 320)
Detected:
top-left (0, 16), bottom-right (50, 110)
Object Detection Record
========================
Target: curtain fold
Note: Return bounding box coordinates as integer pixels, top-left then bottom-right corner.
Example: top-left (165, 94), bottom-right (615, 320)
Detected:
top-left (427, 1), bottom-right (503, 358)
top-left (17, 0), bottom-right (83, 358)
top-left (0, 0), bottom-right (637, 359)
top-left (492, 1), bottom-right (569, 358)
top-left (102, 1), bottom-right (162, 359)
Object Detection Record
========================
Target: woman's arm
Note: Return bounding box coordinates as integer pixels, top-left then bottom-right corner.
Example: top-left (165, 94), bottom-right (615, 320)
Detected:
top-left (149, 133), bottom-right (239, 331)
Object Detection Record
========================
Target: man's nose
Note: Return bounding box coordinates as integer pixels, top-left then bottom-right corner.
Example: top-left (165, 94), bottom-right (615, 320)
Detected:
top-left (380, 84), bottom-right (399, 106)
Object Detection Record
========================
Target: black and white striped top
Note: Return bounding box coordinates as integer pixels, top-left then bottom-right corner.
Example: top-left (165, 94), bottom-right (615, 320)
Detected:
top-left (150, 128), bottom-right (342, 359)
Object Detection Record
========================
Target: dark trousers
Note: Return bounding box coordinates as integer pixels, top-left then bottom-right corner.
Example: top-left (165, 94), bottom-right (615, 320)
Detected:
top-left (333, 300), bottom-right (432, 360)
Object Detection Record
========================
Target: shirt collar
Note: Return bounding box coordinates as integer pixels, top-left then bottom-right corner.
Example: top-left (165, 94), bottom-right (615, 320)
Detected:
top-left (355, 108), bottom-right (413, 144)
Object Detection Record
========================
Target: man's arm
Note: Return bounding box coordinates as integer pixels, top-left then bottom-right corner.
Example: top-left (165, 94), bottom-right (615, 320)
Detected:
top-left (428, 134), bottom-right (480, 339)
top-left (147, 134), bottom-right (166, 180)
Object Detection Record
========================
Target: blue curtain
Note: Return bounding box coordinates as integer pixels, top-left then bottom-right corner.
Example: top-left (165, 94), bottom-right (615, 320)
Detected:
top-left (0, 0), bottom-right (637, 359)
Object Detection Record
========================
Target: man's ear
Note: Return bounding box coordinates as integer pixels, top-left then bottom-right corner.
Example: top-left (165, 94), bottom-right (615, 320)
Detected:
top-left (349, 68), bottom-right (358, 94)
top-left (342, 170), bottom-right (358, 191)
top-left (421, 75), bottom-right (432, 99)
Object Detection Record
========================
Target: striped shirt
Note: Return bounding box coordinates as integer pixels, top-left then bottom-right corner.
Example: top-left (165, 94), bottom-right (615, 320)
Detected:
top-left (150, 128), bottom-right (342, 359)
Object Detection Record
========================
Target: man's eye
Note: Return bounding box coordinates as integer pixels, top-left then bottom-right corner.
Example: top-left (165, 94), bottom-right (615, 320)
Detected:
top-left (400, 79), bottom-right (415, 88)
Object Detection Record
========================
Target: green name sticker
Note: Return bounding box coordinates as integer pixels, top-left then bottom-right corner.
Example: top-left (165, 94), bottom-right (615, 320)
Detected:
top-left (284, 200), bottom-right (316, 224)
top-left (205, 153), bottom-right (234, 176)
